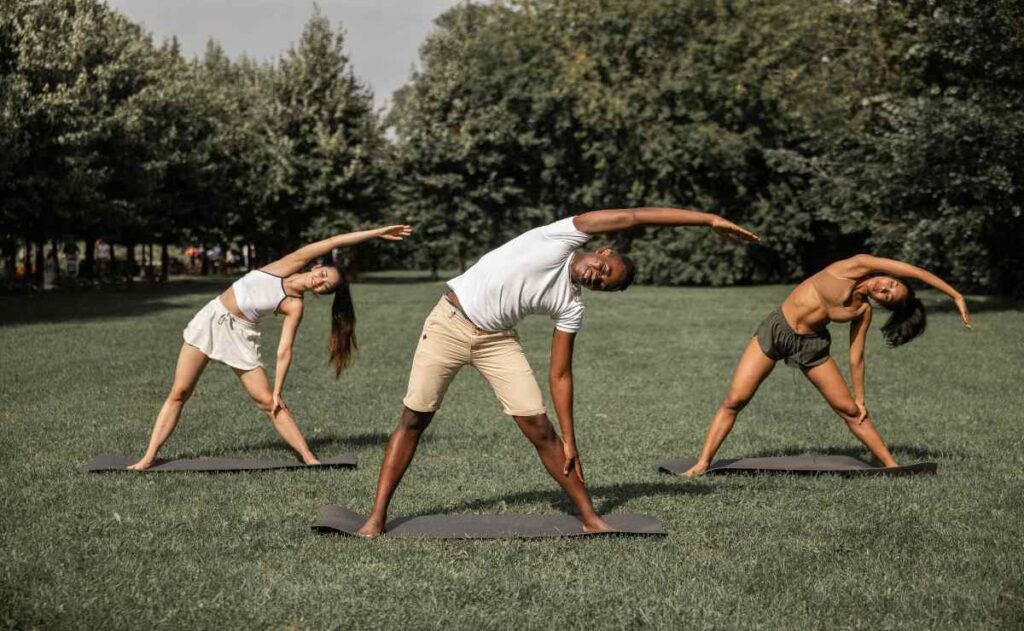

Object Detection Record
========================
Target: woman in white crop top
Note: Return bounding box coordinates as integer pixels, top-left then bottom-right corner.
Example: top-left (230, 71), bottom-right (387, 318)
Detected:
top-left (128, 224), bottom-right (413, 470)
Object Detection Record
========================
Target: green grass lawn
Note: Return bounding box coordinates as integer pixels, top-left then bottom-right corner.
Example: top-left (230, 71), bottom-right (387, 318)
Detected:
top-left (1, 276), bottom-right (1022, 629)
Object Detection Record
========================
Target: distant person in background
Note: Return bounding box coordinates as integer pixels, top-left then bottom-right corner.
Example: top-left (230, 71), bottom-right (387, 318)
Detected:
top-left (94, 238), bottom-right (111, 279)
top-left (128, 224), bottom-right (413, 470)
top-left (62, 242), bottom-right (80, 277)
top-left (356, 207), bottom-right (758, 537)
top-left (210, 244), bottom-right (223, 274)
top-left (679, 254), bottom-right (972, 478)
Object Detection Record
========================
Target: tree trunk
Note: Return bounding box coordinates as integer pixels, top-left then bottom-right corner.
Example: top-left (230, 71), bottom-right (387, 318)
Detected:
top-left (160, 242), bottom-right (169, 282)
top-left (83, 237), bottom-right (95, 280)
top-left (4, 242), bottom-right (15, 280)
top-left (34, 240), bottom-right (44, 287)
top-left (23, 238), bottom-right (32, 279)
top-left (200, 242), bottom-right (209, 275)
top-left (126, 242), bottom-right (136, 284)
top-left (52, 239), bottom-right (60, 282)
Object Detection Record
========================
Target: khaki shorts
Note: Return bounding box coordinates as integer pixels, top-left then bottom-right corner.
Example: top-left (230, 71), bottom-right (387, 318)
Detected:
top-left (402, 298), bottom-right (546, 416)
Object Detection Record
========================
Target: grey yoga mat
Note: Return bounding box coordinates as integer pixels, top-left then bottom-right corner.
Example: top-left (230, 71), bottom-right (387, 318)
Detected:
top-left (656, 455), bottom-right (937, 477)
top-left (82, 453), bottom-right (356, 472)
top-left (313, 505), bottom-right (668, 539)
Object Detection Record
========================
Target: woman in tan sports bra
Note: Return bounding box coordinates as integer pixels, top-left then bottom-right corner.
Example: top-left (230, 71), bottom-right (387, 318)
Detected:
top-left (128, 225), bottom-right (412, 470)
top-left (681, 254), bottom-right (971, 478)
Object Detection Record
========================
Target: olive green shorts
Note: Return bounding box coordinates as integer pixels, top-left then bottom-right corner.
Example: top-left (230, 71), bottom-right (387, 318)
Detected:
top-left (755, 309), bottom-right (831, 369)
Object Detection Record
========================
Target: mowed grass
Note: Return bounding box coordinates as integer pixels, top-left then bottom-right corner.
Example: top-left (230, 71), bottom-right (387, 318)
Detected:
top-left (1, 275), bottom-right (1022, 629)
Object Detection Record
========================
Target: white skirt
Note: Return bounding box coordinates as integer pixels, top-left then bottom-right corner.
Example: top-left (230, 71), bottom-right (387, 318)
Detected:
top-left (183, 298), bottom-right (263, 371)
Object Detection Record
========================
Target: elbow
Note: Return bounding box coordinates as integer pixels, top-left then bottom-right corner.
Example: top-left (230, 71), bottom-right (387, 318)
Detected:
top-left (276, 350), bottom-right (292, 363)
top-left (619, 210), bottom-right (640, 230)
top-left (549, 371), bottom-right (572, 388)
top-left (849, 356), bottom-right (864, 369)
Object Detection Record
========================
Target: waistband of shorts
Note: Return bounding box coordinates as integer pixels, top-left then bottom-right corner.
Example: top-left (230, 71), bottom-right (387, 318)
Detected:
top-left (437, 293), bottom-right (511, 335)
top-left (771, 308), bottom-right (825, 339)
top-left (213, 297), bottom-right (258, 329)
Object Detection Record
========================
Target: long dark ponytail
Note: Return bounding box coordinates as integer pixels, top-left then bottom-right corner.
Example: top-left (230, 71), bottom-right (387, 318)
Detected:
top-left (328, 268), bottom-right (357, 377)
top-left (881, 284), bottom-right (927, 347)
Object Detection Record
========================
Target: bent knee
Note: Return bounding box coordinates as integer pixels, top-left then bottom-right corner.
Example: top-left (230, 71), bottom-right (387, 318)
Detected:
top-left (516, 414), bottom-right (557, 444)
top-left (254, 396), bottom-right (274, 414)
top-left (833, 402), bottom-right (859, 421)
top-left (168, 386), bottom-right (195, 404)
top-left (722, 394), bottom-right (751, 413)
top-left (399, 406), bottom-right (434, 431)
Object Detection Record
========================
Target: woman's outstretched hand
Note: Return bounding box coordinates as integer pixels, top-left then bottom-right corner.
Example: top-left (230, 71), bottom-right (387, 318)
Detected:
top-left (374, 225), bottom-right (413, 241)
top-left (954, 294), bottom-right (972, 329)
top-left (710, 216), bottom-right (759, 242)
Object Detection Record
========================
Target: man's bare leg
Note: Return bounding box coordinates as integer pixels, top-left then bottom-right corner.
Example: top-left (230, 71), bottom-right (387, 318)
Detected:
top-left (356, 406), bottom-right (434, 537)
top-left (513, 413), bottom-right (612, 532)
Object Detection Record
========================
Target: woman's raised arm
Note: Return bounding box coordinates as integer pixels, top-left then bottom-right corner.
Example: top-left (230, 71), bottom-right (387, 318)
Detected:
top-left (844, 254), bottom-right (971, 328)
top-left (261, 225), bottom-right (412, 277)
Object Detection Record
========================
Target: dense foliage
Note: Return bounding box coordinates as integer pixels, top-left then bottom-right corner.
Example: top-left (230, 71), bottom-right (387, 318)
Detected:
top-left (0, 0), bottom-right (386, 281)
top-left (2, 0), bottom-right (1021, 292)
top-left (391, 0), bottom-right (1023, 291)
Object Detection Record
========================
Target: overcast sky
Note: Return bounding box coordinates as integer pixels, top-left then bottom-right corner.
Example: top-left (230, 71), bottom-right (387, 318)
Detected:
top-left (105, 0), bottom-right (465, 110)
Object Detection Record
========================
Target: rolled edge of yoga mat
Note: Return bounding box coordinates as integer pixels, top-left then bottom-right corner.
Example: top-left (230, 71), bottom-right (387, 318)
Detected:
top-left (656, 455), bottom-right (937, 477)
top-left (82, 453), bottom-right (357, 472)
top-left (312, 505), bottom-right (668, 539)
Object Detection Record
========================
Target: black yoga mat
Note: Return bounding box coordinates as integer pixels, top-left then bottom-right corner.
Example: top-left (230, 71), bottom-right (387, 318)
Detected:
top-left (313, 505), bottom-right (667, 539)
top-left (656, 455), bottom-right (936, 477)
top-left (82, 453), bottom-right (356, 472)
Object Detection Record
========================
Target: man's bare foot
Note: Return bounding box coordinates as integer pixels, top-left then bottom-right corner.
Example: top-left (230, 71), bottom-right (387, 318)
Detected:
top-left (356, 518), bottom-right (385, 538)
top-left (304, 456), bottom-right (322, 465)
top-left (127, 458), bottom-right (154, 471)
top-left (582, 516), bottom-right (615, 533)
top-left (680, 463), bottom-right (708, 479)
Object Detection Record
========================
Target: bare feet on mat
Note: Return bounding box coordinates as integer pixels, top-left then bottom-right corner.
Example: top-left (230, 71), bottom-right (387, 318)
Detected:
top-left (304, 456), bottom-right (322, 465)
top-left (127, 458), bottom-right (154, 471)
top-left (356, 518), bottom-right (385, 538)
top-left (680, 463), bottom-right (708, 479)
top-left (582, 516), bottom-right (614, 533)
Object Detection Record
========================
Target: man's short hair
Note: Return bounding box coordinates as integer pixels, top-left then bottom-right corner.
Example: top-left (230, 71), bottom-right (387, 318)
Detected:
top-left (617, 254), bottom-right (637, 291)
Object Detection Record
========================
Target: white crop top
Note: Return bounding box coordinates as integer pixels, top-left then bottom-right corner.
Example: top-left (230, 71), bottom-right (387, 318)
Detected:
top-left (231, 271), bottom-right (294, 322)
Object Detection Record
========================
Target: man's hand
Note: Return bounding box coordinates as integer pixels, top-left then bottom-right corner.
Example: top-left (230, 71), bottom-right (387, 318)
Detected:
top-left (562, 441), bottom-right (585, 483)
top-left (954, 294), bottom-right (971, 329)
top-left (374, 225), bottom-right (413, 241)
top-left (272, 393), bottom-right (288, 417)
top-left (710, 216), bottom-right (759, 242)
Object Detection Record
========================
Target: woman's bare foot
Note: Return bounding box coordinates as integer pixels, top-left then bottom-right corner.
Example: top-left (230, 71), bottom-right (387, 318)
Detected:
top-left (356, 518), bottom-right (385, 538)
top-left (680, 462), bottom-right (708, 479)
top-left (582, 515), bottom-right (614, 533)
top-left (127, 458), bottom-right (154, 471)
top-left (303, 456), bottom-right (322, 465)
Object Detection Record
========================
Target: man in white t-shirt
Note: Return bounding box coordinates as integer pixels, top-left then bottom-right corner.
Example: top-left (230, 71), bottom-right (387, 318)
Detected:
top-left (357, 207), bottom-right (758, 536)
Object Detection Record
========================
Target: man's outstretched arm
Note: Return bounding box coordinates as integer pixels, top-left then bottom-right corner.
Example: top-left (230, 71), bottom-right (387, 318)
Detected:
top-left (549, 329), bottom-right (584, 483)
top-left (573, 207), bottom-right (759, 242)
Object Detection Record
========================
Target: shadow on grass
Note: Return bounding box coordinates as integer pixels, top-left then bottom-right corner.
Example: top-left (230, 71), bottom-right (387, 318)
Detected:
top-left (746, 444), bottom-right (957, 462)
top-left (416, 481), bottom-right (714, 517)
top-left (0, 279), bottom-right (223, 325)
top-left (178, 431), bottom-right (392, 459)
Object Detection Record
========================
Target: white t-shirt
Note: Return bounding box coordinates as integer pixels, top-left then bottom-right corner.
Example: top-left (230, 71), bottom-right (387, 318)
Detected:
top-left (447, 217), bottom-right (591, 333)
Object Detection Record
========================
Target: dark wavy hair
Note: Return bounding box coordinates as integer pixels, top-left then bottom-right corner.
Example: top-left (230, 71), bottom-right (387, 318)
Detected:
top-left (327, 267), bottom-right (357, 377)
top-left (880, 283), bottom-right (927, 347)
